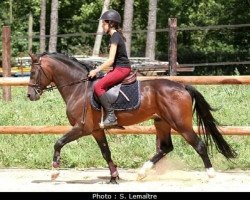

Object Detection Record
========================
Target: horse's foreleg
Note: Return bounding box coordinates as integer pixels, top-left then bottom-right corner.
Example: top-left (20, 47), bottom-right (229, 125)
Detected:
top-left (92, 130), bottom-right (119, 184)
top-left (52, 126), bottom-right (84, 180)
top-left (138, 118), bottom-right (172, 180)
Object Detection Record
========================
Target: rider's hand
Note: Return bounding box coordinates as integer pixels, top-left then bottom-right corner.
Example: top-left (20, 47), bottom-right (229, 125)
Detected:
top-left (88, 69), bottom-right (98, 78)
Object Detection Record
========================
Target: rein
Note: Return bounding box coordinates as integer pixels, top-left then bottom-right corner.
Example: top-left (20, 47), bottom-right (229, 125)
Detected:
top-left (43, 78), bottom-right (90, 92)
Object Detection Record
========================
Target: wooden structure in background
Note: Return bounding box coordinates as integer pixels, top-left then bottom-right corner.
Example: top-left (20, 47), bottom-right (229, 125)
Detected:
top-left (0, 125), bottom-right (249, 135)
top-left (0, 76), bottom-right (249, 86)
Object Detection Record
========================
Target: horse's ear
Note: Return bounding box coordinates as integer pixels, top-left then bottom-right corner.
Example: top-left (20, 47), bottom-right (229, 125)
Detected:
top-left (28, 51), bottom-right (38, 62)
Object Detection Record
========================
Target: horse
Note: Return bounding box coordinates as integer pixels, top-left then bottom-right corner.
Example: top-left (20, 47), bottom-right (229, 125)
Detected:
top-left (27, 52), bottom-right (237, 183)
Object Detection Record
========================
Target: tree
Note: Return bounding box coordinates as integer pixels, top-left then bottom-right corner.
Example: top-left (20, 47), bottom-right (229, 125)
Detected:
top-left (92, 0), bottom-right (110, 57)
top-left (28, 13), bottom-right (33, 52)
top-left (123, 0), bottom-right (134, 57)
top-left (48, 0), bottom-right (58, 52)
top-left (145, 0), bottom-right (157, 60)
top-left (40, 0), bottom-right (46, 53)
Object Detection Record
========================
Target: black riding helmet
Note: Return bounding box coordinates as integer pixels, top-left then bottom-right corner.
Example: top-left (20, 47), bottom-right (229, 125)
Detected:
top-left (99, 9), bottom-right (121, 23)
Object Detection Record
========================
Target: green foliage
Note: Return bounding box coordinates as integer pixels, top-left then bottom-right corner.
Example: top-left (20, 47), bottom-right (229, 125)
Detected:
top-left (0, 88), bottom-right (68, 125)
top-left (0, 0), bottom-right (249, 75)
top-left (157, 0), bottom-right (250, 75)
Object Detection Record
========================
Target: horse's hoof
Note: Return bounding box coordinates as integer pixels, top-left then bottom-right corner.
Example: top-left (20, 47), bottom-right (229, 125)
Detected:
top-left (51, 168), bottom-right (60, 181)
top-left (137, 170), bottom-right (147, 180)
top-left (206, 167), bottom-right (216, 178)
top-left (108, 176), bottom-right (119, 184)
top-left (136, 161), bottom-right (153, 180)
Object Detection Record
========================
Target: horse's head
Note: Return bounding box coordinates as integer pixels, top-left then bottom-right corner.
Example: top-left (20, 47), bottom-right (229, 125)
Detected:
top-left (27, 52), bottom-right (53, 101)
top-left (27, 52), bottom-right (96, 101)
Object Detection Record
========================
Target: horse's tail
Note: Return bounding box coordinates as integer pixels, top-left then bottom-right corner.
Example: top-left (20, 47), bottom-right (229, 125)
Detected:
top-left (185, 85), bottom-right (237, 159)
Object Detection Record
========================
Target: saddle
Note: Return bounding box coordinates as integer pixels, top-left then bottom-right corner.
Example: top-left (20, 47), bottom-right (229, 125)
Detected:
top-left (121, 72), bottom-right (137, 85)
top-left (91, 72), bottom-right (141, 111)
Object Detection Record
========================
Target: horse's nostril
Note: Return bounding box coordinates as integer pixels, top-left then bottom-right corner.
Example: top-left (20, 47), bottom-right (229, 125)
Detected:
top-left (27, 94), bottom-right (30, 98)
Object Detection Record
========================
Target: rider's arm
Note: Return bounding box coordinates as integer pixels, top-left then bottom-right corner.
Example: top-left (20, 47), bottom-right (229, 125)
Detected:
top-left (88, 43), bottom-right (117, 78)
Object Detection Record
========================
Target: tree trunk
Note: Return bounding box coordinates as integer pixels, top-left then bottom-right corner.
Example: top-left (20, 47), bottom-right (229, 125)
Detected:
top-left (92, 0), bottom-right (110, 57)
top-left (28, 13), bottom-right (33, 52)
top-left (48, 0), bottom-right (58, 53)
top-left (40, 0), bottom-right (46, 53)
top-left (9, 0), bottom-right (13, 24)
top-left (145, 0), bottom-right (157, 61)
top-left (123, 0), bottom-right (134, 57)
top-left (2, 26), bottom-right (12, 101)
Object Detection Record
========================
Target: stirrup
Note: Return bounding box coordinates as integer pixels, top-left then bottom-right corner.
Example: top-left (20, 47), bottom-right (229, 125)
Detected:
top-left (99, 120), bottom-right (118, 129)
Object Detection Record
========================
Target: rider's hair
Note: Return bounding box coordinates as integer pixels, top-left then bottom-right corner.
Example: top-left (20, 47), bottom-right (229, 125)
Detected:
top-left (105, 20), bottom-right (126, 42)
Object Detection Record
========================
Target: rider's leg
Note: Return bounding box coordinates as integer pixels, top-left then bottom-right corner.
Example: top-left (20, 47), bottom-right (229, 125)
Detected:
top-left (98, 93), bottom-right (117, 127)
top-left (94, 67), bottom-right (131, 128)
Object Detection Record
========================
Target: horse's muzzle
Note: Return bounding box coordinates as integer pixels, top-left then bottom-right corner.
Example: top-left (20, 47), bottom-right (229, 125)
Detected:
top-left (27, 93), bottom-right (40, 101)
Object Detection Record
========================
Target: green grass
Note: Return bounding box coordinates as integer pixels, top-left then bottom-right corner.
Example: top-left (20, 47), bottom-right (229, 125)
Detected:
top-left (0, 85), bottom-right (249, 170)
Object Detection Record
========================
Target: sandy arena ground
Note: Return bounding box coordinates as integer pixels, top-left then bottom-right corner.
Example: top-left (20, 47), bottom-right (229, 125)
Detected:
top-left (0, 158), bottom-right (250, 192)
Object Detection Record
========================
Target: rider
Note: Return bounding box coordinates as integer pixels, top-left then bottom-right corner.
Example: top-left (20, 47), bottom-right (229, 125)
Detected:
top-left (88, 9), bottom-right (131, 128)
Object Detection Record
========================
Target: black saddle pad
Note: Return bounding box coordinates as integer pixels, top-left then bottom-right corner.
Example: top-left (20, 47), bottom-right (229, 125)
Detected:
top-left (91, 80), bottom-right (141, 111)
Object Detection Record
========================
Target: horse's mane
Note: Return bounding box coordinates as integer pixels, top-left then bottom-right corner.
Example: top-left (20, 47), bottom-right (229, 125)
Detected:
top-left (39, 52), bottom-right (95, 72)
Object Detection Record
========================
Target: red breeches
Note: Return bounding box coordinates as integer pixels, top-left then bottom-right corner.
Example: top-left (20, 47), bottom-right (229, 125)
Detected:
top-left (94, 67), bottom-right (131, 96)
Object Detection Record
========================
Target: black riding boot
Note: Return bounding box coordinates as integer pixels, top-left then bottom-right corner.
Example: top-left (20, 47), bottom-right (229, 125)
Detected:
top-left (98, 93), bottom-right (118, 128)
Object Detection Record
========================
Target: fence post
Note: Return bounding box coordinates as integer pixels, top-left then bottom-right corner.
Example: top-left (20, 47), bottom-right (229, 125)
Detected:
top-left (2, 26), bottom-right (12, 101)
top-left (168, 18), bottom-right (177, 76)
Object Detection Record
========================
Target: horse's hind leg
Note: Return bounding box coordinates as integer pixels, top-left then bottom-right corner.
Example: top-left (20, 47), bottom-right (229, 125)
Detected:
top-left (92, 129), bottom-right (119, 184)
top-left (178, 128), bottom-right (215, 177)
top-left (52, 125), bottom-right (84, 180)
top-left (138, 118), bottom-right (173, 179)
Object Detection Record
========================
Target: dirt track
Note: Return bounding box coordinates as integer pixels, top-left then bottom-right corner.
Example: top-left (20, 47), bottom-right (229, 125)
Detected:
top-left (0, 166), bottom-right (250, 192)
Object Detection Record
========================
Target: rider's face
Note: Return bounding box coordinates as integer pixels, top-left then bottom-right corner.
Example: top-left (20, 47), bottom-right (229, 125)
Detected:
top-left (102, 20), bottom-right (109, 33)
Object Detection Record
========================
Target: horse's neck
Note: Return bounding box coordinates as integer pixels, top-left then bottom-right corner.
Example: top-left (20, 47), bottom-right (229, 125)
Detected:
top-left (55, 75), bottom-right (91, 104)
top-left (51, 64), bottom-right (85, 87)
top-left (48, 57), bottom-right (89, 103)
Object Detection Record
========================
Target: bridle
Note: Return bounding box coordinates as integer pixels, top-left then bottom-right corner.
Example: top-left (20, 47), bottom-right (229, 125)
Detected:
top-left (28, 61), bottom-right (51, 96)
top-left (28, 60), bottom-right (89, 96)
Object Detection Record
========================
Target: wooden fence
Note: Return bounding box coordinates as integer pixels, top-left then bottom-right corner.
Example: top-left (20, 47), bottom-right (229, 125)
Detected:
top-left (0, 75), bottom-right (250, 86)
top-left (0, 125), bottom-right (249, 135)
top-left (0, 75), bottom-right (249, 135)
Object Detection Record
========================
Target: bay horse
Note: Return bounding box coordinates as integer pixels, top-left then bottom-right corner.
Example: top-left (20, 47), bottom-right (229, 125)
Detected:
top-left (27, 52), bottom-right (237, 183)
